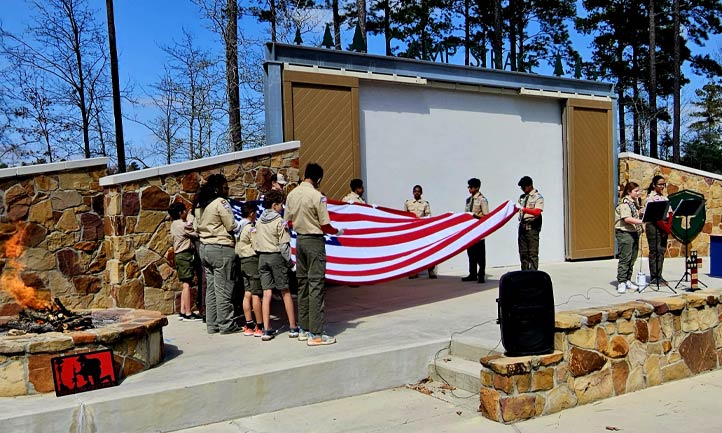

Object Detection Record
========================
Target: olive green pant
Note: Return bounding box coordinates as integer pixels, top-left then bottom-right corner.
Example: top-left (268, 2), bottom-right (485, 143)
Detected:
top-left (645, 223), bottom-right (667, 280)
top-left (201, 244), bottom-right (236, 333)
top-left (296, 234), bottom-right (326, 335)
top-left (616, 230), bottom-right (639, 284)
top-left (518, 225), bottom-right (540, 270)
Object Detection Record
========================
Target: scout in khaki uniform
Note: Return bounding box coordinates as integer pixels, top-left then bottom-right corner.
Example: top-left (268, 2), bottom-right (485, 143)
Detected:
top-left (341, 178), bottom-right (366, 204)
top-left (517, 176), bottom-right (544, 270)
top-left (235, 203), bottom-right (263, 337)
top-left (285, 163), bottom-right (343, 346)
top-left (256, 190), bottom-right (297, 341)
top-left (615, 182), bottom-right (644, 293)
top-left (193, 174), bottom-right (239, 335)
top-left (462, 178), bottom-right (489, 283)
top-left (404, 184), bottom-right (436, 279)
top-left (644, 175), bottom-right (671, 284)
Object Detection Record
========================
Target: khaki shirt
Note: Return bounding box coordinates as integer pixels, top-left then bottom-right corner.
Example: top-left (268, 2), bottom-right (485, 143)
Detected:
top-left (518, 189), bottom-right (544, 222)
top-left (193, 197), bottom-right (235, 246)
top-left (645, 190), bottom-right (668, 205)
top-left (284, 181), bottom-right (331, 235)
top-left (342, 191), bottom-right (365, 204)
top-left (235, 219), bottom-right (257, 258)
top-left (465, 192), bottom-right (489, 217)
top-left (404, 199), bottom-right (431, 217)
top-left (255, 213), bottom-right (290, 253)
top-left (170, 218), bottom-right (197, 254)
top-left (615, 196), bottom-right (642, 233)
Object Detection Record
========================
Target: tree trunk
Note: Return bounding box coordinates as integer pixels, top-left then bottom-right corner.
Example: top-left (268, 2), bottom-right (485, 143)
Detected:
top-left (333, 0), bottom-right (342, 49)
top-left (618, 88), bottom-right (626, 153)
top-left (68, 6), bottom-right (91, 158)
top-left (226, 0), bottom-right (242, 151)
top-left (105, 0), bottom-right (126, 172)
top-left (357, 0), bottom-right (367, 44)
top-left (463, 0), bottom-right (470, 65)
top-left (508, 0), bottom-right (518, 71)
top-left (493, 0), bottom-right (503, 69)
top-left (648, 0), bottom-right (658, 158)
top-left (384, 1), bottom-right (392, 56)
top-left (672, 0), bottom-right (681, 163)
top-left (270, 0), bottom-right (277, 42)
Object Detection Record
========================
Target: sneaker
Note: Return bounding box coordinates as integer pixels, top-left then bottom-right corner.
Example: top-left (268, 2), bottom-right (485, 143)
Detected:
top-left (307, 333), bottom-right (336, 346)
top-left (188, 313), bottom-right (203, 321)
top-left (298, 328), bottom-right (309, 341)
top-left (243, 325), bottom-right (255, 336)
top-left (617, 282), bottom-right (627, 294)
top-left (625, 280), bottom-right (639, 291)
top-left (253, 326), bottom-right (263, 337)
top-left (178, 314), bottom-right (189, 321)
top-left (288, 327), bottom-right (300, 338)
top-left (261, 329), bottom-right (276, 341)
top-left (461, 275), bottom-right (477, 282)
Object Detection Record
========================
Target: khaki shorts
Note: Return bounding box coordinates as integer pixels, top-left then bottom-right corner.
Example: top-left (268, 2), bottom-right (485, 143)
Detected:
top-left (258, 252), bottom-right (289, 291)
top-left (239, 255), bottom-right (262, 296)
top-left (175, 250), bottom-right (195, 283)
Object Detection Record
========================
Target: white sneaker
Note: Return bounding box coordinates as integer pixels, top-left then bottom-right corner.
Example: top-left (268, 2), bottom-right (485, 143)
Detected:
top-left (625, 280), bottom-right (639, 291)
top-left (617, 282), bottom-right (627, 294)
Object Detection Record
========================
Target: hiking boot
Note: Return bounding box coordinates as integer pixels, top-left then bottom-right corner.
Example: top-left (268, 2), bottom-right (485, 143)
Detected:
top-left (288, 327), bottom-right (300, 338)
top-left (617, 282), bottom-right (627, 294)
top-left (461, 275), bottom-right (477, 282)
top-left (307, 333), bottom-right (336, 346)
top-left (253, 326), bottom-right (263, 337)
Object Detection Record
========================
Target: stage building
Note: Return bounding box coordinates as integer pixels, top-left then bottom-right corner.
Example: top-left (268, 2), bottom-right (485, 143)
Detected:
top-left (264, 43), bottom-right (617, 271)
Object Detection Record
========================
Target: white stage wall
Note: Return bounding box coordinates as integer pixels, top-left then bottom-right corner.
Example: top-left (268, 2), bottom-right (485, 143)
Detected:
top-left (358, 82), bottom-right (565, 273)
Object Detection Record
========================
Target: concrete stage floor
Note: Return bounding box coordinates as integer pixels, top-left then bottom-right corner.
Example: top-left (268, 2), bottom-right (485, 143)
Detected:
top-left (2, 257), bottom-right (720, 433)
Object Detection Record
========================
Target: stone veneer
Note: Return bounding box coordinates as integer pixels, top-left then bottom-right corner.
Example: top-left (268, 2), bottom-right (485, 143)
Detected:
top-left (0, 158), bottom-right (111, 315)
top-left (619, 152), bottom-right (722, 257)
top-left (100, 141), bottom-right (300, 313)
top-left (0, 308), bottom-right (167, 396)
top-left (478, 289), bottom-right (722, 423)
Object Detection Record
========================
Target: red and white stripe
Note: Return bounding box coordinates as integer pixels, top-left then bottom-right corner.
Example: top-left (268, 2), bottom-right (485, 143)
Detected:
top-left (290, 199), bottom-right (519, 284)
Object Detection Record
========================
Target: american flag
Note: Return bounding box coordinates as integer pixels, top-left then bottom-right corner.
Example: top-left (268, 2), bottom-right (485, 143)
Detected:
top-left (230, 199), bottom-right (518, 285)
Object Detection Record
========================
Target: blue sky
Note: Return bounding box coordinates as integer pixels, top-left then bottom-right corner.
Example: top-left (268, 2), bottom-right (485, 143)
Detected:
top-left (1, 0), bottom-right (719, 164)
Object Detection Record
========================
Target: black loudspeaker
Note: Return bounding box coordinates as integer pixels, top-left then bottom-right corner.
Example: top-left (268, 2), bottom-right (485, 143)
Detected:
top-left (497, 270), bottom-right (555, 357)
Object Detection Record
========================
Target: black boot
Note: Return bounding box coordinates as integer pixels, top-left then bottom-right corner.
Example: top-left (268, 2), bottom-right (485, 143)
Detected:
top-left (461, 275), bottom-right (477, 282)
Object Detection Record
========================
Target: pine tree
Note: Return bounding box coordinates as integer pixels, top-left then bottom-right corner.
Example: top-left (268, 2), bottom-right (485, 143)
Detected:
top-left (682, 81), bottom-right (722, 173)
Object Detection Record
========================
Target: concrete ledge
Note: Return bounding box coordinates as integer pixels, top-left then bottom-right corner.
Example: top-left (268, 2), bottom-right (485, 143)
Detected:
top-left (0, 158), bottom-right (109, 179)
top-left (99, 141), bottom-right (300, 186)
top-left (478, 288), bottom-right (722, 424)
top-left (0, 338), bottom-right (443, 433)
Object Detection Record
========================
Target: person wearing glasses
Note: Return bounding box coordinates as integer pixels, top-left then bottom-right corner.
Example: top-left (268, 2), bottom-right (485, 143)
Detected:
top-left (462, 178), bottom-right (489, 283)
top-left (645, 175), bottom-right (672, 284)
top-left (517, 176), bottom-right (544, 270)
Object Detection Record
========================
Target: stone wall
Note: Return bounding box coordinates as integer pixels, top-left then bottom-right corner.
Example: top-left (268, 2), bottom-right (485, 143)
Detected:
top-left (0, 159), bottom-right (111, 315)
top-left (619, 152), bottom-right (722, 257)
top-left (478, 289), bottom-right (722, 423)
top-left (101, 142), bottom-right (300, 314)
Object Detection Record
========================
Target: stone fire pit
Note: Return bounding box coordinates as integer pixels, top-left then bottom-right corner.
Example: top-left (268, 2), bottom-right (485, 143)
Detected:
top-left (0, 308), bottom-right (167, 397)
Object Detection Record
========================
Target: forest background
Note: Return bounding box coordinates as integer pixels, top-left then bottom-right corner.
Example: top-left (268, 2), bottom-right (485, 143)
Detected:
top-left (1, 0), bottom-right (721, 174)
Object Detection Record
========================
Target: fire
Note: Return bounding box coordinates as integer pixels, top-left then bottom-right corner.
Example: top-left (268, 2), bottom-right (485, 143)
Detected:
top-left (1, 224), bottom-right (50, 310)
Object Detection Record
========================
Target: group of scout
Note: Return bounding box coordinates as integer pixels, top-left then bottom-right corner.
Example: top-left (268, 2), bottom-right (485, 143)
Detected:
top-left (169, 165), bottom-right (342, 346)
top-left (343, 176), bottom-right (545, 283)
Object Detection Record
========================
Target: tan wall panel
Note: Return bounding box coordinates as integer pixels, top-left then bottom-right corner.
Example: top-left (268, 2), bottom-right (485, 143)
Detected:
top-left (566, 100), bottom-right (615, 259)
top-left (282, 73), bottom-right (360, 200)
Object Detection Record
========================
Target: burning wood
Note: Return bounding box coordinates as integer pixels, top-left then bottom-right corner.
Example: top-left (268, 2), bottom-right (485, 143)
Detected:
top-left (6, 297), bottom-right (94, 334)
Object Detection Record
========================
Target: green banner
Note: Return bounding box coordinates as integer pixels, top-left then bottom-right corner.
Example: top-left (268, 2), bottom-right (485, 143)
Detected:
top-left (668, 190), bottom-right (706, 244)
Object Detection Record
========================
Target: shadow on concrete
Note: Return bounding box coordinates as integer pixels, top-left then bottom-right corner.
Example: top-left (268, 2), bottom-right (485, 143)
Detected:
top-left (161, 343), bottom-right (183, 363)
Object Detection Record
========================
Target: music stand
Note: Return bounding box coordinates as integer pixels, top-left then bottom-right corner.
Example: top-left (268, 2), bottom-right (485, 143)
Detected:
top-left (672, 198), bottom-right (706, 291)
top-left (639, 200), bottom-right (672, 293)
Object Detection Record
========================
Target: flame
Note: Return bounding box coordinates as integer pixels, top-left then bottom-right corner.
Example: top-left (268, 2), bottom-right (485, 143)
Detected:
top-left (1, 224), bottom-right (50, 310)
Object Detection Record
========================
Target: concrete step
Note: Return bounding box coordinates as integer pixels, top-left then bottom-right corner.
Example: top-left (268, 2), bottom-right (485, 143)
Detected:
top-left (428, 355), bottom-right (482, 394)
top-left (449, 336), bottom-right (502, 362)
